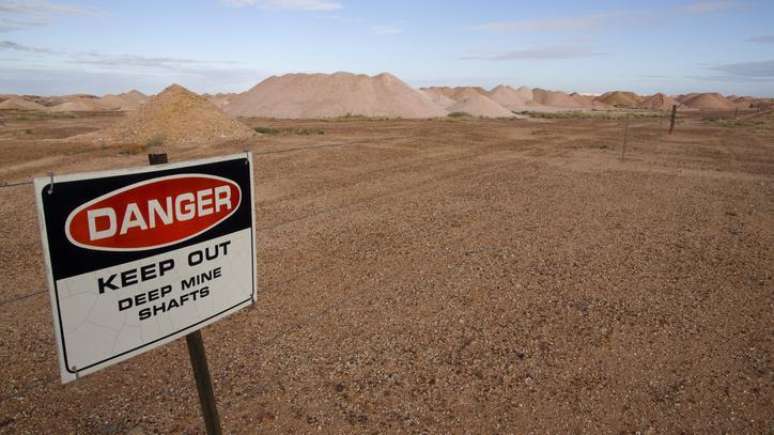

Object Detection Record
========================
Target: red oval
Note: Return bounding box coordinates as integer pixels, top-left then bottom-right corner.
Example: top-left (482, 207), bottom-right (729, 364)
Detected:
top-left (65, 174), bottom-right (242, 251)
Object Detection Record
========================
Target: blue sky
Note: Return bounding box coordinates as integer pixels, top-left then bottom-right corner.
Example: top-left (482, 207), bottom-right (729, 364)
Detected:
top-left (1, 0), bottom-right (773, 96)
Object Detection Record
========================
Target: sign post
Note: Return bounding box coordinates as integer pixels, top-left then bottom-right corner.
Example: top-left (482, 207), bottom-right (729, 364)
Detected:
top-left (148, 153), bottom-right (222, 435)
top-left (34, 152), bottom-right (256, 434)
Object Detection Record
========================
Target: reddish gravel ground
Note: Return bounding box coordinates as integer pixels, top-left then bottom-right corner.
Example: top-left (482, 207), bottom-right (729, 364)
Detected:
top-left (0, 110), bottom-right (772, 434)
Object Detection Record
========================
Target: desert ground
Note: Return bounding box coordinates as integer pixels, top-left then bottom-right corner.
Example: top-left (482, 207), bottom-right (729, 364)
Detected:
top-left (0, 107), bottom-right (773, 433)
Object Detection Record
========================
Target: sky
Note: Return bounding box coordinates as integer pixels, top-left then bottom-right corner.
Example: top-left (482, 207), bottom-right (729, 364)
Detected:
top-left (1, 0), bottom-right (773, 96)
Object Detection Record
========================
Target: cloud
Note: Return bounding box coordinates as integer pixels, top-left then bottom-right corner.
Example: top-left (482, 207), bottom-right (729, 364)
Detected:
top-left (474, 2), bottom-right (742, 33)
top-left (0, 16), bottom-right (46, 32)
top-left (747, 35), bottom-right (774, 44)
top-left (686, 74), bottom-right (774, 83)
top-left (371, 25), bottom-right (402, 35)
top-left (473, 13), bottom-right (620, 32)
top-left (0, 0), bottom-right (100, 32)
top-left (71, 52), bottom-right (239, 69)
top-left (221, 0), bottom-right (342, 11)
top-left (677, 0), bottom-right (739, 14)
top-left (1, 40), bottom-right (241, 73)
top-left (461, 46), bottom-right (604, 61)
top-left (0, 65), bottom-right (269, 95)
top-left (0, 0), bottom-right (97, 15)
top-left (710, 59), bottom-right (774, 78)
top-left (0, 39), bottom-right (55, 53)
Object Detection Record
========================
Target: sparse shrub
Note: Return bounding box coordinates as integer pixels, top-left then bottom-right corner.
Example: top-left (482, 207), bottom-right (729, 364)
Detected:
top-left (254, 126), bottom-right (280, 134)
top-left (254, 126), bottom-right (324, 135)
top-left (120, 144), bottom-right (149, 155)
top-left (145, 134), bottom-right (165, 148)
top-left (521, 110), bottom-right (662, 120)
top-left (294, 128), bottom-right (325, 135)
top-left (448, 112), bottom-right (472, 118)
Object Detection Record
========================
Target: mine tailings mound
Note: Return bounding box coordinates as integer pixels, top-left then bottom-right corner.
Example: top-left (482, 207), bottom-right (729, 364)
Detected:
top-left (640, 93), bottom-right (680, 110)
top-left (448, 93), bottom-right (515, 118)
top-left (0, 97), bottom-right (46, 111)
top-left (420, 90), bottom-right (456, 109)
top-left (532, 89), bottom-right (588, 108)
top-left (595, 91), bottom-right (642, 108)
top-left (97, 91), bottom-right (148, 111)
top-left (682, 93), bottom-right (736, 110)
top-left (225, 72), bottom-right (447, 119)
top-left (488, 85), bottom-right (532, 110)
top-left (85, 84), bottom-right (255, 145)
top-left (49, 97), bottom-right (105, 112)
top-left (421, 86), bottom-right (488, 102)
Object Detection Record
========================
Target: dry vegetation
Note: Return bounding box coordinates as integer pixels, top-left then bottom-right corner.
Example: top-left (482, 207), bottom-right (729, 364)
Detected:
top-left (0, 110), bottom-right (772, 433)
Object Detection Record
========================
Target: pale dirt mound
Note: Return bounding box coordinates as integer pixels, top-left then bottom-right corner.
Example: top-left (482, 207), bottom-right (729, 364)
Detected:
top-left (570, 93), bottom-right (608, 109)
top-left (640, 93), bottom-right (680, 110)
top-left (0, 96), bottom-right (46, 111)
top-left (595, 91), bottom-right (642, 108)
top-left (419, 90), bottom-right (456, 109)
top-left (532, 89), bottom-right (586, 108)
top-left (729, 96), bottom-right (756, 109)
top-left (514, 86), bottom-right (534, 103)
top-left (421, 86), bottom-right (488, 102)
top-left (676, 93), bottom-right (699, 103)
top-left (121, 90), bottom-right (149, 105)
top-left (206, 93), bottom-right (236, 110)
top-left (97, 92), bottom-right (147, 111)
top-left (682, 93), bottom-right (736, 110)
top-left (488, 85), bottom-right (532, 110)
top-left (448, 93), bottom-right (515, 118)
top-left (49, 97), bottom-right (104, 112)
top-left (226, 72), bottom-right (447, 119)
top-left (86, 84), bottom-right (255, 145)
top-left (96, 95), bottom-right (130, 110)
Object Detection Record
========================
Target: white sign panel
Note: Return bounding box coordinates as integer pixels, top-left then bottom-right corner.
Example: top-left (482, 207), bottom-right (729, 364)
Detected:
top-left (34, 153), bottom-right (257, 383)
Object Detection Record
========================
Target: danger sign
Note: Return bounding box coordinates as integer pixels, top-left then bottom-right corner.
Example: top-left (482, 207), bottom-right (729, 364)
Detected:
top-left (34, 154), bottom-right (257, 383)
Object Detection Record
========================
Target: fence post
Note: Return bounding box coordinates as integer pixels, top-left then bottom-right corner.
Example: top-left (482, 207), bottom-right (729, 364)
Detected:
top-left (668, 105), bottom-right (677, 135)
top-left (621, 117), bottom-right (630, 161)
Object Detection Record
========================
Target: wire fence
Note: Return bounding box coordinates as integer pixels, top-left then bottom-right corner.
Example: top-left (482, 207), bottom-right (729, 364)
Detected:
top-left (0, 141), bottom-right (497, 307)
top-left (0, 151), bottom-right (522, 404)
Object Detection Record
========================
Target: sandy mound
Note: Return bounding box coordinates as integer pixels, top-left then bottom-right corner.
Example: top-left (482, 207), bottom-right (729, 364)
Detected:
top-left (206, 93), bottom-right (236, 110)
top-left (86, 84), bottom-right (255, 145)
top-left (97, 94), bottom-right (129, 110)
top-left (0, 96), bottom-right (46, 111)
top-left (595, 91), bottom-right (642, 108)
top-left (729, 96), bottom-right (756, 109)
top-left (676, 93), bottom-right (699, 103)
top-left (121, 90), bottom-right (149, 105)
top-left (420, 90), bottom-right (456, 109)
top-left (225, 72), bottom-right (447, 119)
top-left (640, 93), bottom-right (680, 110)
top-left (97, 91), bottom-right (147, 111)
top-left (682, 93), bottom-right (736, 110)
top-left (421, 87), bottom-right (489, 102)
top-left (49, 97), bottom-right (104, 112)
top-left (514, 86), bottom-right (534, 103)
top-left (570, 93), bottom-right (608, 109)
top-left (448, 93), bottom-right (515, 118)
top-left (532, 89), bottom-right (587, 108)
top-left (488, 85), bottom-right (532, 110)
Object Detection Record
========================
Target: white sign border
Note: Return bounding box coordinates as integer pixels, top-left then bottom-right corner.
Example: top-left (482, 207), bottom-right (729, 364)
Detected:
top-left (34, 152), bottom-right (257, 383)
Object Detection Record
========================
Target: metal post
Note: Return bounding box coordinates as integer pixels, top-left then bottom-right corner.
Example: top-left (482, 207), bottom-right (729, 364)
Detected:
top-left (668, 104), bottom-right (677, 135)
top-left (148, 153), bottom-right (223, 435)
